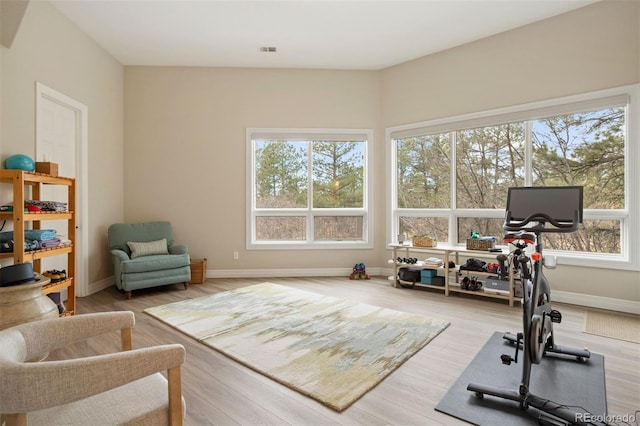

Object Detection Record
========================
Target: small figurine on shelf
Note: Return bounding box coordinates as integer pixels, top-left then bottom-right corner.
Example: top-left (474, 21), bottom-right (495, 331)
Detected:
top-left (349, 263), bottom-right (371, 280)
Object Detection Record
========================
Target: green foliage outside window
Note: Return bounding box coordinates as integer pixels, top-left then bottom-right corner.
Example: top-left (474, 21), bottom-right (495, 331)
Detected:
top-left (255, 141), bottom-right (307, 208)
top-left (396, 133), bottom-right (450, 209)
top-left (253, 138), bottom-right (366, 243)
top-left (395, 106), bottom-right (625, 254)
top-left (456, 123), bottom-right (525, 209)
top-left (312, 141), bottom-right (364, 208)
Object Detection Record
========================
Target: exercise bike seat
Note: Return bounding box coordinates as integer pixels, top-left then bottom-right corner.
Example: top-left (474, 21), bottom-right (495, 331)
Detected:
top-left (503, 231), bottom-right (535, 245)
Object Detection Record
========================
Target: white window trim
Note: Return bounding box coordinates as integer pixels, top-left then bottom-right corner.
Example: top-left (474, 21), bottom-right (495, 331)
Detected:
top-left (247, 128), bottom-right (374, 250)
top-left (386, 84), bottom-right (639, 271)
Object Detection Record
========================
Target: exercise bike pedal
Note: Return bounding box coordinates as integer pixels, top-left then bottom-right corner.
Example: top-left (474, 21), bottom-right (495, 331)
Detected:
top-left (549, 310), bottom-right (562, 323)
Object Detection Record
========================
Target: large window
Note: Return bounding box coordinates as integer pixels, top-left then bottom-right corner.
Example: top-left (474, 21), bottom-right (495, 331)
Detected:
top-left (388, 85), bottom-right (639, 270)
top-left (248, 129), bottom-right (372, 249)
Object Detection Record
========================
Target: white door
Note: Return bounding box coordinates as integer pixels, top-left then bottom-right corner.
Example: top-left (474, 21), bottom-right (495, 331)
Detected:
top-left (35, 82), bottom-right (88, 297)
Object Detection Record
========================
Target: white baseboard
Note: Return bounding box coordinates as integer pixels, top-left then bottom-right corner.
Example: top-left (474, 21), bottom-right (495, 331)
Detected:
top-left (207, 267), bottom-right (368, 279)
top-left (88, 269), bottom-right (639, 315)
top-left (86, 276), bottom-right (114, 296)
top-left (553, 291), bottom-right (640, 315)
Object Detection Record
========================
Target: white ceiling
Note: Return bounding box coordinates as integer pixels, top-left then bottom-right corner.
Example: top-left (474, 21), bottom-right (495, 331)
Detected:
top-left (50, 0), bottom-right (598, 71)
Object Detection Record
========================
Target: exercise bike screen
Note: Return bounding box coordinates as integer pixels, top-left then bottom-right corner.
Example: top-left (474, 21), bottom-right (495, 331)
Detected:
top-left (506, 186), bottom-right (583, 223)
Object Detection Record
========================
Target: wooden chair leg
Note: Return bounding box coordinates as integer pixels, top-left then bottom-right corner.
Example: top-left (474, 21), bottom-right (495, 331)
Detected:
top-left (126, 291), bottom-right (132, 299)
top-left (121, 327), bottom-right (132, 351)
top-left (168, 366), bottom-right (183, 426)
top-left (183, 282), bottom-right (189, 290)
top-left (2, 413), bottom-right (28, 426)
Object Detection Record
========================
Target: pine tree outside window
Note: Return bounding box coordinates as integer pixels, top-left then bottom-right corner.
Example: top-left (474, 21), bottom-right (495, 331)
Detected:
top-left (388, 85), bottom-right (639, 270)
top-left (247, 129), bottom-right (372, 249)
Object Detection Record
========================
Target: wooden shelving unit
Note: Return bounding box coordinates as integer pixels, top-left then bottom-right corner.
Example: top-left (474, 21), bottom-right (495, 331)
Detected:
top-left (0, 170), bottom-right (76, 315)
top-left (389, 243), bottom-right (518, 307)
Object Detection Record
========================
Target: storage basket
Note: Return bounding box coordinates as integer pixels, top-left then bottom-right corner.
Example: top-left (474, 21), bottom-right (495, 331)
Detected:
top-left (412, 236), bottom-right (437, 247)
top-left (466, 238), bottom-right (495, 251)
top-left (189, 258), bottom-right (207, 284)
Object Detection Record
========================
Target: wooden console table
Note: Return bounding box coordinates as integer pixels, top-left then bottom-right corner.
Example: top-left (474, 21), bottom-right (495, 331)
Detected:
top-left (389, 243), bottom-right (518, 306)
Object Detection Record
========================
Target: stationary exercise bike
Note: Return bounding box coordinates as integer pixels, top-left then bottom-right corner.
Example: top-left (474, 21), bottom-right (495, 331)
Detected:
top-left (467, 186), bottom-right (607, 426)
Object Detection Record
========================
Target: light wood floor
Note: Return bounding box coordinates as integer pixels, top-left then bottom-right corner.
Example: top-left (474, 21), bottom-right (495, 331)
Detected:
top-left (51, 277), bottom-right (640, 425)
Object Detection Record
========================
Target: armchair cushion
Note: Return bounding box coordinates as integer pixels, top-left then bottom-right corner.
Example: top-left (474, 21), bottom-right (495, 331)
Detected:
top-left (29, 373), bottom-right (173, 425)
top-left (119, 254), bottom-right (190, 274)
top-left (128, 238), bottom-right (169, 259)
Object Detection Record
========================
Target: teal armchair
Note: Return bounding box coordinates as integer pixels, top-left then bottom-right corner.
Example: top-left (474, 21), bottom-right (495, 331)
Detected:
top-left (108, 222), bottom-right (191, 298)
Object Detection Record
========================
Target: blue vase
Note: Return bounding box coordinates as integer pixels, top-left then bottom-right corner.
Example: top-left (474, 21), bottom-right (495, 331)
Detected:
top-left (5, 154), bottom-right (35, 171)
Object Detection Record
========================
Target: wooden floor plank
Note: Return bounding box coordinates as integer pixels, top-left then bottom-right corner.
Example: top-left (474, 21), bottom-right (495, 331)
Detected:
top-left (47, 277), bottom-right (640, 425)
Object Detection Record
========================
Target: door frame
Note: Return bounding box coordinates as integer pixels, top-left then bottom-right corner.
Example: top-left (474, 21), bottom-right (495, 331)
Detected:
top-left (35, 82), bottom-right (89, 297)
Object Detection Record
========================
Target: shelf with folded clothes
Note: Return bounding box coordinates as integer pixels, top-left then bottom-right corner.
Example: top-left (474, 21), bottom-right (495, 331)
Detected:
top-left (0, 169), bottom-right (76, 317)
top-left (0, 211), bottom-right (73, 221)
top-left (0, 245), bottom-right (73, 260)
top-left (1, 199), bottom-right (68, 214)
top-left (0, 230), bottom-right (72, 257)
top-left (1, 229), bottom-right (60, 241)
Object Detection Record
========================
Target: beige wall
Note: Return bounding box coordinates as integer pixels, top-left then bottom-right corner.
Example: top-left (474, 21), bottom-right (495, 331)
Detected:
top-left (124, 67), bottom-right (384, 271)
top-left (0, 1), bottom-right (124, 291)
top-left (381, 0), bottom-right (640, 305)
top-left (381, 0), bottom-right (639, 126)
top-left (1, 0), bottom-right (638, 307)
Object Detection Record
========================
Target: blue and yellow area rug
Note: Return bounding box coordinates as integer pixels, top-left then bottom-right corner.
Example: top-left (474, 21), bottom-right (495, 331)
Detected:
top-left (144, 282), bottom-right (449, 411)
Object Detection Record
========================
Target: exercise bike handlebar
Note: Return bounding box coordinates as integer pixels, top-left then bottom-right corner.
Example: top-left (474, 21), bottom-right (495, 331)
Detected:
top-left (503, 210), bottom-right (580, 233)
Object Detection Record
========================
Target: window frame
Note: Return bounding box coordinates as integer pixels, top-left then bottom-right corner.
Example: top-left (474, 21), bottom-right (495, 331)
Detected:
top-left (386, 85), bottom-right (639, 271)
top-left (247, 128), bottom-right (373, 250)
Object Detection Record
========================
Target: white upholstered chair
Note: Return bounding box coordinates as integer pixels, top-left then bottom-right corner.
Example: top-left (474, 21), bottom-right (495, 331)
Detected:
top-left (0, 311), bottom-right (185, 426)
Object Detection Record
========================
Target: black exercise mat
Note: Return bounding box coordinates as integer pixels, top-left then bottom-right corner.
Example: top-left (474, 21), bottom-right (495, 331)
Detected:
top-left (435, 332), bottom-right (606, 425)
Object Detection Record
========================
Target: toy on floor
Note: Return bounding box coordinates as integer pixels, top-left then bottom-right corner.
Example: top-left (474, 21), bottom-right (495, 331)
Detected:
top-left (349, 263), bottom-right (370, 280)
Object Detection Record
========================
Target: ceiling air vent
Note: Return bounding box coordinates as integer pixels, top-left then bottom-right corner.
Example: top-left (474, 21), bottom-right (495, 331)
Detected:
top-left (259, 46), bottom-right (277, 53)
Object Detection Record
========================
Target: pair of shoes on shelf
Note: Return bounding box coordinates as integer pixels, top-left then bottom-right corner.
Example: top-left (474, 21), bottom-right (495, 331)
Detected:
top-left (43, 269), bottom-right (66, 283)
top-left (461, 276), bottom-right (483, 291)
